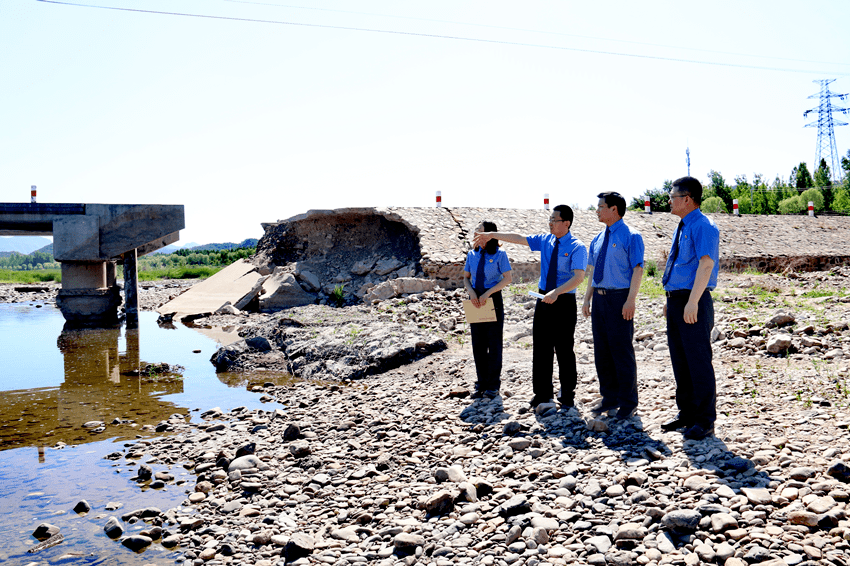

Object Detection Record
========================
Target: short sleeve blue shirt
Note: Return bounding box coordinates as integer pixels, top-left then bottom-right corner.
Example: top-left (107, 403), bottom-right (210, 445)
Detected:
top-left (464, 248), bottom-right (512, 289)
top-left (527, 232), bottom-right (588, 293)
top-left (663, 209), bottom-right (720, 291)
top-left (587, 219), bottom-right (645, 289)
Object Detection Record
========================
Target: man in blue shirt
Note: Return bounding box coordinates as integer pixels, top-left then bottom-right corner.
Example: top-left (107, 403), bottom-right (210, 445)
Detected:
top-left (581, 192), bottom-right (645, 420)
top-left (660, 176), bottom-right (720, 441)
top-left (474, 204), bottom-right (587, 409)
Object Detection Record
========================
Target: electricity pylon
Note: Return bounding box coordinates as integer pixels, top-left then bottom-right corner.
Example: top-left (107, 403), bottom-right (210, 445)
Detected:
top-left (803, 79), bottom-right (848, 182)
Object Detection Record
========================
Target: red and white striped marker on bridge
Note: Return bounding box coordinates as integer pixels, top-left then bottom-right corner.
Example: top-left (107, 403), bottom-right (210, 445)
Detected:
top-left (644, 195), bottom-right (651, 213)
top-left (436, 191), bottom-right (442, 207)
top-left (31, 185), bottom-right (37, 204)
top-left (733, 199), bottom-right (739, 215)
top-left (808, 201), bottom-right (814, 217)
top-left (544, 193), bottom-right (549, 210)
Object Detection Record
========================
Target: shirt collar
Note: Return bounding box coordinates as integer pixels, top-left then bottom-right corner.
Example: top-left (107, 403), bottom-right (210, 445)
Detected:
top-left (681, 208), bottom-right (703, 226)
top-left (608, 218), bottom-right (624, 233)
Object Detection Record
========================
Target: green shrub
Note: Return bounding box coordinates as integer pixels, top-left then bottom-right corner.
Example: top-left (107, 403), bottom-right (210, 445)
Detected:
top-left (644, 260), bottom-right (657, 278)
top-left (701, 196), bottom-right (727, 213)
top-left (330, 284), bottom-right (346, 307)
top-left (833, 188), bottom-right (850, 214)
top-left (778, 196), bottom-right (805, 215)
top-left (799, 188), bottom-right (825, 212)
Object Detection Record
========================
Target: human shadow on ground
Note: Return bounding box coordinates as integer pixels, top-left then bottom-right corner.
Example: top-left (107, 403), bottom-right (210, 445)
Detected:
top-left (458, 396), bottom-right (511, 425)
top-left (678, 434), bottom-right (773, 490)
top-left (530, 405), bottom-right (672, 463)
top-left (456, 391), bottom-right (767, 494)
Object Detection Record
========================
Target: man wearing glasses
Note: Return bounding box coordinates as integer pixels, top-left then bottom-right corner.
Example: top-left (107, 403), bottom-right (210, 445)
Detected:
top-left (474, 205), bottom-right (587, 410)
top-left (660, 177), bottom-right (720, 441)
top-left (582, 192), bottom-right (645, 421)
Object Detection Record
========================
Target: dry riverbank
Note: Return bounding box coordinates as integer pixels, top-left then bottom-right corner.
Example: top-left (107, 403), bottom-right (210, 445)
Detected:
top-left (12, 267), bottom-right (850, 566)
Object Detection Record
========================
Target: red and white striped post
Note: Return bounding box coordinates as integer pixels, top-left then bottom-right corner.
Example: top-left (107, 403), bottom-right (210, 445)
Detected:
top-left (644, 195), bottom-right (651, 213)
top-left (543, 193), bottom-right (549, 210)
top-left (808, 201), bottom-right (814, 217)
top-left (31, 185), bottom-right (37, 204)
top-left (435, 191), bottom-right (442, 207)
top-left (732, 199), bottom-right (739, 215)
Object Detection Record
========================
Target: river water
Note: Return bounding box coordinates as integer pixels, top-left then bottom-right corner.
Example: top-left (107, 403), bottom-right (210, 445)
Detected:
top-left (0, 301), bottom-right (288, 564)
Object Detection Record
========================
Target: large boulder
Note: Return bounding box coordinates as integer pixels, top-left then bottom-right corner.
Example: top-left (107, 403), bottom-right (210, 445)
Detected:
top-left (766, 334), bottom-right (792, 354)
top-left (363, 277), bottom-right (439, 302)
top-left (260, 270), bottom-right (316, 311)
top-left (297, 270), bottom-right (321, 292)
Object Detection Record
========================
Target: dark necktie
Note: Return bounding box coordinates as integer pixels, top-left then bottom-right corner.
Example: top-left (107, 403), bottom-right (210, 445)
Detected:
top-left (662, 221), bottom-right (685, 286)
top-left (475, 249), bottom-right (487, 295)
top-left (544, 239), bottom-right (560, 292)
top-left (593, 228), bottom-right (611, 286)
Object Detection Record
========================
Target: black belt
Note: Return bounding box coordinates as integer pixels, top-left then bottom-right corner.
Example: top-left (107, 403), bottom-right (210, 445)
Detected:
top-left (665, 289), bottom-right (691, 298)
top-left (594, 288), bottom-right (628, 295)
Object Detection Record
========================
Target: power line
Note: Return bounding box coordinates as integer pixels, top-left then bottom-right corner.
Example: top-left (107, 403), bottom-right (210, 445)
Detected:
top-left (36, 0), bottom-right (850, 77)
top-left (222, 0), bottom-right (850, 69)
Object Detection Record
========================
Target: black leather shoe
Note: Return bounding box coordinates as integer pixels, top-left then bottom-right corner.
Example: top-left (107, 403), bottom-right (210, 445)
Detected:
top-left (614, 407), bottom-right (637, 420)
top-left (661, 417), bottom-right (692, 431)
top-left (684, 423), bottom-right (714, 440)
top-left (529, 396), bottom-right (545, 408)
top-left (590, 402), bottom-right (618, 416)
top-left (557, 396), bottom-right (574, 408)
top-left (471, 390), bottom-right (485, 399)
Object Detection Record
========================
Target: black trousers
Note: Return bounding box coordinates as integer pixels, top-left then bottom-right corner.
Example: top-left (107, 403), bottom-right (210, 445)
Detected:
top-left (591, 289), bottom-right (638, 413)
top-left (666, 290), bottom-right (717, 427)
top-left (532, 292), bottom-right (577, 401)
top-left (470, 291), bottom-right (504, 392)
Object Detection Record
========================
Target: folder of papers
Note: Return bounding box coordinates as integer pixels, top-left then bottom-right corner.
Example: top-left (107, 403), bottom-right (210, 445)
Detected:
top-left (463, 299), bottom-right (498, 323)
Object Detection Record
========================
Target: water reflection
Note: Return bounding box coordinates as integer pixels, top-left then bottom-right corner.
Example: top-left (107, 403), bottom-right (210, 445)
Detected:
top-left (0, 324), bottom-right (188, 453)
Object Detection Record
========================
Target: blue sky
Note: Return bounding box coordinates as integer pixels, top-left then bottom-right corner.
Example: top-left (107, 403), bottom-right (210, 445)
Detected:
top-left (2, 0), bottom-right (849, 245)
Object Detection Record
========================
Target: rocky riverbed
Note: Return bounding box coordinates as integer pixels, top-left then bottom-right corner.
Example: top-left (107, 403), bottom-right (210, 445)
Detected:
top-left (13, 266), bottom-right (850, 566)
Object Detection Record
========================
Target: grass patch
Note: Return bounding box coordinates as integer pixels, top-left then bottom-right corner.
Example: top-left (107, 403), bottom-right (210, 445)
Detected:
top-left (800, 289), bottom-right (834, 298)
top-left (508, 279), bottom-right (538, 296)
top-left (0, 269), bottom-right (61, 283)
top-left (137, 266), bottom-right (222, 281)
top-left (751, 285), bottom-right (780, 301)
top-left (640, 275), bottom-right (665, 299)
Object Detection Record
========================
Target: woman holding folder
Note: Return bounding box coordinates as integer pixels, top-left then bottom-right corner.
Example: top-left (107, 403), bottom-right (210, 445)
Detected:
top-left (463, 221), bottom-right (512, 399)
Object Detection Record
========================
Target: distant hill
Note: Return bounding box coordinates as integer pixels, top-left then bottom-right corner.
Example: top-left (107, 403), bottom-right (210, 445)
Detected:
top-left (150, 245), bottom-right (180, 255)
top-left (190, 239), bottom-right (258, 251)
top-left (0, 236), bottom-right (51, 254)
top-left (148, 239), bottom-right (258, 255)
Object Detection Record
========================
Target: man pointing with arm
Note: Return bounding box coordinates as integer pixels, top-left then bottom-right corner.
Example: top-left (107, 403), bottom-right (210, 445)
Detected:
top-left (474, 204), bottom-right (587, 409)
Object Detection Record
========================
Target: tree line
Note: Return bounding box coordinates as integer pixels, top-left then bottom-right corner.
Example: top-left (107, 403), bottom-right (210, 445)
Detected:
top-left (0, 251), bottom-right (58, 270)
top-left (0, 246), bottom-right (256, 272)
top-left (632, 151), bottom-right (850, 215)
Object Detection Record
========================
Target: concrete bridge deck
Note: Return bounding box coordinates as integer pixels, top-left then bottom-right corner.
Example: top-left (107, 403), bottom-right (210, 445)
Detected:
top-left (1, 202), bottom-right (184, 325)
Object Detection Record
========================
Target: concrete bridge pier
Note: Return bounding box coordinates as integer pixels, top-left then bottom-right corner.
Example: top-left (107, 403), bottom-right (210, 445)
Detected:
top-left (56, 260), bottom-right (122, 326)
top-left (122, 249), bottom-right (139, 328)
